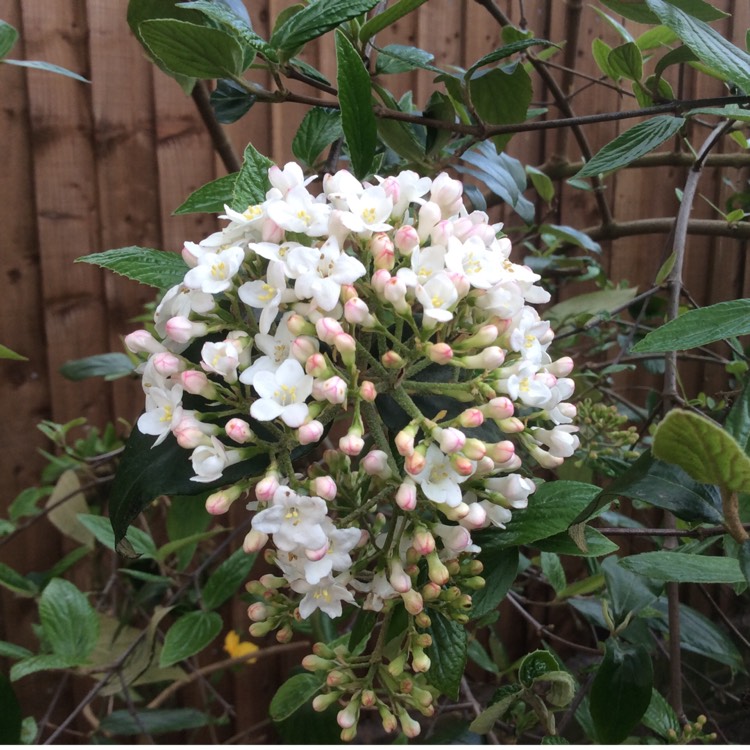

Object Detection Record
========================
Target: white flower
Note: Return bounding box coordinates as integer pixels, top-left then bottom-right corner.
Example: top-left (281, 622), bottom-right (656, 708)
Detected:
top-left (410, 444), bottom-right (475, 507)
top-left (137, 384), bottom-right (184, 446)
top-left (532, 425), bottom-right (580, 458)
top-left (415, 272), bottom-right (459, 326)
top-left (268, 162), bottom-right (314, 195)
top-left (445, 235), bottom-right (503, 289)
top-left (301, 523), bottom-right (362, 585)
top-left (250, 358), bottom-right (313, 428)
top-left (251, 487), bottom-right (328, 551)
top-left (398, 244), bottom-right (447, 288)
top-left (200, 339), bottom-right (241, 384)
top-left (323, 170), bottom-right (364, 209)
top-left (183, 245), bottom-right (245, 294)
top-left (484, 474), bottom-right (536, 508)
top-left (238, 260), bottom-right (295, 334)
top-left (266, 185), bottom-right (330, 236)
top-left (509, 308), bottom-right (551, 365)
top-left (154, 284), bottom-right (215, 338)
top-left (240, 316), bottom-right (301, 384)
top-left (339, 185), bottom-right (393, 234)
top-left (291, 573), bottom-right (356, 619)
top-left (190, 435), bottom-right (241, 482)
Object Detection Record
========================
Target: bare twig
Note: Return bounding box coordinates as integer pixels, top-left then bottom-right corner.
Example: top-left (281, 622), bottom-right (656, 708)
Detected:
top-left (191, 81), bottom-right (242, 173)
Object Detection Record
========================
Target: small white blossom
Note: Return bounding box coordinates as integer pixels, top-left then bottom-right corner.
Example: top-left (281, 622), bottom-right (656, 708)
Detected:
top-left (250, 358), bottom-right (313, 428)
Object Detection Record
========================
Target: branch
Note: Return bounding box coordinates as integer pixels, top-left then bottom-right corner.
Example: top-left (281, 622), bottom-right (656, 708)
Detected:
top-left (585, 217), bottom-right (750, 242)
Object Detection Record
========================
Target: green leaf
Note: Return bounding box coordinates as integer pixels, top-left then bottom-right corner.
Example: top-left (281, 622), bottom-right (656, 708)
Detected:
top-left (467, 638), bottom-right (500, 674)
top-left (292, 107), bottom-right (343, 167)
top-left (166, 493), bottom-right (212, 570)
top-left (466, 38), bottom-right (554, 77)
top-left (231, 143), bottom-right (274, 210)
top-left (642, 688), bottom-right (680, 739)
top-left (99, 708), bottom-right (211, 736)
top-left (546, 287), bottom-right (636, 327)
top-left (739, 540), bottom-right (750, 587)
top-left (536, 527), bottom-right (620, 558)
top-left (576, 115), bottom-right (685, 178)
top-left (374, 44), bottom-right (437, 75)
top-left (584, 450), bottom-right (723, 525)
top-left (652, 409), bottom-right (750, 494)
top-left (9, 487), bottom-right (50, 522)
top-left (0, 673), bottom-right (21, 744)
top-left (335, 30), bottom-right (377, 179)
top-left (10, 654), bottom-right (74, 682)
top-left (271, 0), bottom-right (379, 54)
top-left (599, 0), bottom-right (727, 24)
top-left (0, 641), bottom-right (33, 661)
top-left (0, 343), bottom-right (27, 360)
top-left (621, 551), bottom-right (744, 584)
top-left (39, 579), bottom-right (99, 663)
top-left (202, 547), bottom-right (257, 610)
top-left (139, 18), bottom-right (245, 78)
top-left (645, 0), bottom-right (750, 93)
top-left (601, 555), bottom-right (661, 626)
top-left (469, 64), bottom-right (532, 152)
top-left (270, 672), bottom-right (325, 722)
top-left (636, 25), bottom-right (679, 51)
top-left (174, 173), bottom-right (238, 215)
top-left (470, 545), bottom-right (518, 619)
top-left (2, 59), bottom-right (89, 83)
top-left (359, 0), bottom-right (429, 42)
top-left (526, 165), bottom-right (555, 203)
top-left (519, 649), bottom-right (558, 687)
top-left (159, 610), bottom-right (222, 667)
top-left (654, 44), bottom-right (699, 80)
top-left (540, 223), bottom-right (601, 253)
top-left (608, 42), bottom-right (643, 81)
top-left (76, 247), bottom-right (188, 289)
top-left (59, 353), bottom-right (135, 381)
top-left (0, 563), bottom-right (38, 597)
top-left (0, 21), bottom-right (18, 59)
top-left (426, 611), bottom-right (467, 700)
top-left (540, 552), bottom-right (566, 594)
top-left (210, 78), bottom-right (255, 123)
top-left (374, 85), bottom-right (425, 164)
top-left (78, 513), bottom-right (158, 559)
top-left (592, 38), bottom-right (616, 79)
top-left (633, 299), bottom-right (750, 352)
top-left (469, 683), bottom-right (523, 734)
top-left (590, 638), bottom-right (653, 744)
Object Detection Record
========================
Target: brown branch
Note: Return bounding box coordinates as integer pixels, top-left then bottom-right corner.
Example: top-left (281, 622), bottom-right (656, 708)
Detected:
top-left (595, 524), bottom-right (750, 539)
top-left (585, 217), bottom-right (750, 242)
top-left (191, 80), bottom-right (242, 174)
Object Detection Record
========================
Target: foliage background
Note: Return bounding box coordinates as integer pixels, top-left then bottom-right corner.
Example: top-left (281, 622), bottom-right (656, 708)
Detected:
top-left (1, 0), bottom-right (749, 741)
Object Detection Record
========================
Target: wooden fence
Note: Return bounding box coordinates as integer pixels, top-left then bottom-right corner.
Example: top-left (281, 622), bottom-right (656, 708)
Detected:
top-left (1, 0), bottom-right (749, 740)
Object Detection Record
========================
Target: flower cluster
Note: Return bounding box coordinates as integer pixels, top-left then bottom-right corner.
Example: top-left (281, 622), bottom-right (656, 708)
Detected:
top-left (124, 161), bottom-right (578, 738)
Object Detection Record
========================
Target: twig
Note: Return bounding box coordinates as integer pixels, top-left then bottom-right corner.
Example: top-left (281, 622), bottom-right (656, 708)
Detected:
top-left (594, 524), bottom-right (750, 538)
top-left (190, 80), bottom-right (242, 173)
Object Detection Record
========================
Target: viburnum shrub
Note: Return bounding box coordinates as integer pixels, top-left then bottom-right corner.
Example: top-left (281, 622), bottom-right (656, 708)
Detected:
top-left (123, 160), bottom-right (578, 739)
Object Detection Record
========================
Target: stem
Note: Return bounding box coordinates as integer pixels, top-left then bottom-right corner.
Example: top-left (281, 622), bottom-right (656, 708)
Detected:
top-left (190, 81), bottom-right (242, 173)
top-left (361, 399), bottom-right (400, 476)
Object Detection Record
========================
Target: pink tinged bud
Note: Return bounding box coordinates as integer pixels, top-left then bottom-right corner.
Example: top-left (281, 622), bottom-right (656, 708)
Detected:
top-left (389, 559), bottom-right (412, 593)
top-left (247, 602), bottom-right (268, 622)
top-left (165, 316), bottom-right (208, 344)
top-left (460, 502), bottom-right (488, 529)
top-left (261, 218), bottom-right (284, 243)
top-left (297, 419), bottom-right (325, 445)
top-left (395, 429), bottom-right (415, 457)
top-left (436, 427), bottom-right (466, 454)
top-left (225, 418), bottom-right (254, 444)
top-left (431, 219), bottom-right (453, 247)
top-left (286, 313), bottom-right (316, 336)
top-left (302, 654), bottom-right (331, 672)
top-left (449, 271), bottom-right (471, 298)
top-left (383, 277), bottom-right (410, 313)
top-left (276, 625), bottom-right (293, 643)
top-left (460, 324), bottom-right (500, 350)
top-left (152, 351), bottom-right (183, 376)
top-left (173, 416), bottom-right (213, 449)
top-left (411, 528), bottom-right (435, 556)
top-left (205, 485), bottom-right (241, 515)
top-left (344, 297), bottom-right (377, 327)
top-left (441, 502), bottom-right (471, 521)
top-left (450, 454), bottom-right (476, 476)
top-left (339, 431), bottom-right (365, 456)
top-left (459, 408), bottom-right (484, 428)
top-left (371, 268), bottom-right (391, 294)
top-left (486, 440), bottom-right (516, 464)
top-left (243, 529), bottom-right (269, 553)
top-left (540, 327), bottom-right (555, 345)
top-left (395, 478), bottom-right (418, 511)
top-left (361, 689), bottom-right (376, 709)
top-left (290, 336), bottom-right (318, 363)
top-left (310, 475), bottom-right (337, 501)
top-left (382, 175), bottom-right (400, 203)
top-left (557, 402), bottom-right (578, 420)
top-left (405, 448), bottom-right (427, 475)
top-left (305, 352), bottom-right (331, 378)
top-left (359, 380), bottom-right (377, 402)
top-left (125, 330), bottom-right (167, 355)
top-left (475, 456), bottom-right (496, 476)
top-left (315, 317), bottom-right (344, 345)
top-left (337, 701), bottom-right (360, 730)
top-left (537, 372), bottom-right (557, 388)
top-left (427, 552), bottom-right (449, 585)
top-left (326, 670), bottom-right (347, 687)
top-left (401, 588), bottom-right (424, 615)
top-left (549, 356), bottom-right (575, 377)
top-left (312, 692), bottom-right (342, 712)
top-left (340, 284), bottom-right (358, 302)
top-left (361, 450), bottom-right (391, 479)
top-left (462, 438), bottom-right (486, 461)
top-left (382, 350), bottom-right (406, 370)
top-left (181, 243), bottom-right (200, 267)
top-left (398, 708), bottom-right (422, 739)
top-left (319, 376), bottom-right (348, 404)
top-left (499, 453), bottom-right (523, 471)
top-left (484, 396), bottom-right (515, 420)
top-left (305, 543), bottom-right (330, 562)
top-left (394, 224), bottom-right (419, 256)
top-left (427, 342), bottom-right (453, 365)
top-left (255, 474), bottom-right (279, 502)
top-left (333, 332), bottom-right (356, 366)
top-left (371, 232), bottom-right (395, 270)
top-left (499, 416), bottom-right (525, 434)
top-left (460, 346), bottom-right (505, 370)
top-left (178, 369), bottom-right (217, 398)
top-left (411, 646), bottom-right (431, 673)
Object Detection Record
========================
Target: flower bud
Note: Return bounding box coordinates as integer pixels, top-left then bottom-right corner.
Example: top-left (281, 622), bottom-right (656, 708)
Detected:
top-left (371, 268), bottom-right (391, 294)
top-left (286, 313), bottom-right (316, 336)
top-left (344, 297), bottom-right (377, 328)
top-left (440, 502), bottom-right (470, 521)
top-left (459, 346), bottom-right (505, 370)
top-left (165, 316), bottom-right (208, 344)
top-left (178, 369), bottom-right (218, 398)
top-left (173, 415), bottom-right (214, 449)
top-left (427, 342), bottom-right (453, 365)
top-left (125, 329), bottom-right (168, 355)
top-left (395, 478), bottom-right (417, 511)
top-left (359, 380), bottom-right (377, 401)
top-left (395, 425), bottom-right (417, 456)
top-left (421, 581), bottom-right (442, 601)
top-left (498, 416), bottom-right (525, 434)
top-left (379, 704), bottom-right (399, 734)
top-left (339, 431), bottom-right (365, 456)
top-left (411, 527), bottom-right (435, 556)
top-left (246, 602), bottom-right (268, 622)
top-left (387, 652), bottom-right (408, 677)
top-left (249, 620), bottom-right (274, 638)
top-left (427, 551), bottom-right (449, 585)
top-left (361, 450), bottom-right (391, 479)
top-left (255, 473), bottom-right (279, 503)
top-left (435, 427), bottom-right (466, 454)
top-left (450, 453), bottom-right (476, 476)
top-left (462, 437), bottom-right (486, 461)
top-left (326, 669), bottom-right (348, 687)
top-left (458, 324), bottom-right (499, 350)
top-left (401, 588), bottom-right (424, 615)
top-left (318, 376), bottom-right (348, 404)
top-left (397, 707), bottom-right (422, 739)
top-left (483, 396), bottom-right (514, 420)
top-left (415, 612), bottom-right (431, 629)
top-left (225, 418), bottom-right (254, 444)
top-left (302, 654), bottom-right (334, 672)
top-left (417, 201), bottom-right (442, 242)
top-left (151, 351), bottom-right (183, 376)
top-left (305, 352), bottom-right (331, 378)
top-left (276, 625), bottom-right (293, 643)
top-left (371, 232), bottom-right (395, 269)
top-left (405, 446), bottom-right (427, 475)
top-left (394, 224), bottom-right (419, 255)
top-left (290, 335), bottom-right (318, 363)
top-left (310, 475), bottom-right (337, 501)
top-left (205, 485), bottom-right (242, 515)
top-left (312, 692), bottom-right (342, 712)
top-left (389, 559), bottom-right (412, 593)
top-left (383, 277), bottom-right (409, 313)
top-left (382, 350), bottom-right (405, 369)
top-left (458, 408), bottom-right (484, 428)
top-left (261, 218), bottom-right (284, 243)
top-left (459, 502), bottom-right (488, 529)
top-left (297, 420), bottom-right (325, 445)
top-left (333, 332), bottom-right (356, 366)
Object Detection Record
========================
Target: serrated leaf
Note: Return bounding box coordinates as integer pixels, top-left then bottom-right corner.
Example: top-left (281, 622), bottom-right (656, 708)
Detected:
top-left (292, 107), bottom-right (343, 167)
top-left (0, 641), bottom-right (33, 661)
top-left (210, 78), bottom-right (255, 123)
top-left (633, 299), bottom-right (750, 352)
top-left (519, 649), bottom-right (558, 687)
top-left (590, 638), bottom-right (653, 744)
top-left (546, 287), bottom-right (636, 327)
top-left (202, 547), bottom-right (257, 610)
top-left (359, 0), bottom-right (429, 42)
top-left (59, 353), bottom-right (135, 381)
top-left (174, 173), bottom-right (238, 215)
top-left (271, 0), bottom-right (379, 54)
top-left (466, 38), bottom-right (554, 77)
top-left (270, 672), bottom-right (325, 722)
top-left (10, 654), bottom-right (74, 682)
top-left (336, 30), bottom-right (377, 179)
top-left (621, 551), bottom-right (744, 584)
top-left (231, 142), bottom-right (274, 210)
top-left (469, 684), bottom-right (523, 734)
top-left (139, 18), bottom-right (244, 79)
top-left (426, 611), bottom-right (467, 700)
top-left (645, 0), bottom-right (750, 93)
top-left (576, 115), bottom-right (685, 178)
top-left (540, 552), bottom-right (566, 594)
top-left (76, 247), bottom-right (188, 289)
top-left (159, 610), bottom-right (222, 667)
top-left (99, 708), bottom-right (211, 736)
top-left (599, 0), bottom-right (727, 24)
top-left (653, 409), bottom-right (750, 494)
top-left (0, 673), bottom-right (22, 744)
top-left (470, 545), bottom-right (518, 619)
top-left (2, 59), bottom-right (89, 83)
top-left (374, 44), bottom-right (437, 75)
top-left (0, 20), bottom-right (18, 59)
top-left (78, 514), bottom-right (157, 559)
top-left (608, 42), bottom-right (643, 82)
top-left (536, 527), bottom-right (620, 557)
top-left (39, 579), bottom-right (99, 664)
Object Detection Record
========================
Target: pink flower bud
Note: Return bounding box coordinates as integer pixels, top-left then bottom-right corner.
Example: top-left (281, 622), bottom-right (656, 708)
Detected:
top-left (389, 559), bottom-right (412, 593)
top-left (401, 588), bottom-right (424, 615)
top-left (394, 224), bottom-right (419, 255)
top-left (460, 346), bottom-right (505, 370)
top-left (460, 324), bottom-right (499, 349)
top-left (344, 297), bottom-right (377, 327)
top-left (261, 218), bottom-right (284, 243)
top-left (484, 396), bottom-right (514, 420)
top-left (152, 351), bottom-right (183, 376)
top-left (431, 219), bottom-right (454, 247)
top-left (462, 438), bottom-right (486, 461)
top-left (359, 380), bottom-right (377, 401)
top-left (436, 427), bottom-right (466, 454)
top-left (178, 369), bottom-right (217, 398)
top-left (382, 350), bottom-right (405, 369)
top-left (422, 581), bottom-right (442, 601)
top-left (333, 332), bottom-right (356, 365)
top-left (395, 428), bottom-right (415, 457)
top-left (173, 415), bottom-right (213, 449)
top-left (290, 336), bottom-right (318, 363)
top-left (318, 376), bottom-right (348, 404)
top-left (125, 330), bottom-right (167, 355)
top-left (548, 356), bottom-right (574, 377)
top-left (181, 242), bottom-right (201, 267)
top-left (381, 175), bottom-right (400, 203)
top-left (459, 502), bottom-right (488, 529)
top-left (225, 418), bottom-right (254, 444)
top-left (315, 317), bottom-right (344, 345)
top-left (450, 454), bottom-right (476, 476)
top-left (371, 232), bottom-right (395, 270)
top-left (405, 448), bottom-right (427, 475)
top-left (475, 456), bottom-right (496, 475)
top-left (458, 408), bottom-right (484, 428)
top-left (395, 479), bottom-right (417, 510)
top-left (337, 701), bottom-right (360, 730)
top-left (371, 268), bottom-right (391, 294)
top-left (286, 313), bottom-right (316, 336)
top-left (383, 277), bottom-right (409, 313)
top-left (305, 353), bottom-right (330, 378)
top-left (205, 486), bottom-right (241, 515)
top-left (297, 419), bottom-right (325, 445)
top-left (486, 440), bottom-right (516, 464)
top-left (339, 432), bottom-right (365, 456)
top-left (247, 602), bottom-right (268, 621)
top-left (411, 528), bottom-right (435, 556)
top-left (243, 529), bottom-right (269, 553)
top-left (499, 417), bottom-right (525, 434)
top-left (305, 543), bottom-right (330, 562)
top-left (361, 450), bottom-right (391, 479)
top-left (165, 316), bottom-right (208, 344)
top-left (310, 475), bottom-right (337, 501)
top-left (255, 474), bottom-right (279, 502)
top-left (397, 709), bottom-right (421, 738)
top-left (427, 342), bottom-right (453, 365)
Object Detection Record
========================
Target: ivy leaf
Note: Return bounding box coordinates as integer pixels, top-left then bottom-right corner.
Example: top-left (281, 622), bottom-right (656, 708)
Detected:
top-left (270, 673), bottom-right (325, 722)
top-left (633, 299), bottom-right (750, 352)
top-left (39, 579), bottom-right (99, 664)
top-left (76, 247), bottom-right (189, 289)
top-left (359, 0), bottom-right (429, 43)
top-left (231, 143), bottom-right (274, 210)
top-left (292, 107), bottom-right (343, 168)
top-left (159, 610), bottom-right (223, 667)
top-left (590, 638), bottom-right (653, 744)
top-left (174, 173), bottom-right (238, 215)
top-left (335, 30), bottom-right (377, 179)
top-left (0, 20), bottom-right (18, 59)
top-left (426, 611), bottom-right (467, 700)
top-left (202, 547), bottom-right (258, 610)
top-left (576, 115), bottom-right (685, 178)
top-left (621, 551), bottom-right (744, 584)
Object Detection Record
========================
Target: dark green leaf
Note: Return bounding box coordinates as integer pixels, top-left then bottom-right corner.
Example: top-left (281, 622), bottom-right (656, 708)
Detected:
top-left (10, 654), bottom-right (74, 682)
top-left (335, 30), bottom-right (377, 179)
top-left (601, 555), bottom-right (661, 626)
top-left (467, 638), bottom-right (500, 674)
top-left (292, 107), bottom-right (343, 167)
top-left (590, 638), bottom-right (653, 744)
top-left (274, 692), bottom-right (343, 745)
top-left (540, 552), bottom-right (567, 594)
top-left (174, 173), bottom-right (238, 215)
top-left (0, 563), bottom-right (38, 597)
top-left (642, 688), bottom-right (680, 739)
top-left (652, 409), bottom-right (750, 494)
top-left (166, 493), bottom-right (212, 570)
top-left (76, 247), bottom-right (188, 289)
top-left (2, 59), bottom-right (89, 83)
top-left (608, 41), bottom-right (643, 81)
top-left (576, 115), bottom-right (685, 178)
top-left (271, 0), bottom-right (379, 54)
top-left (159, 610), bottom-right (222, 667)
top-left (231, 142), bottom-right (274, 210)
top-left (0, 21), bottom-right (19, 59)
top-left (9, 487), bottom-right (50, 522)
top-left (621, 551), bottom-right (744, 584)
top-left (540, 224), bottom-right (602, 254)
top-left (519, 649), bottom-right (558, 687)
top-left (78, 513), bottom-right (158, 559)
top-left (39, 578), bottom-right (99, 663)
top-left (348, 609), bottom-right (377, 652)
top-left (139, 19), bottom-right (245, 78)
top-left (740, 540), bottom-right (750, 587)
top-left (469, 683), bottom-right (523, 734)
top-left (359, 0), bottom-right (429, 42)
top-left (654, 44), bottom-right (699, 80)
top-left (210, 78), bottom-right (255, 124)
top-left (426, 611), bottom-right (467, 700)
top-left (60, 353), bottom-right (135, 382)
top-left (535, 527), bottom-right (620, 557)
top-left (633, 299), bottom-right (750, 352)
top-left (374, 84), bottom-right (425, 164)
top-left (645, 0), bottom-right (750, 93)
top-left (469, 64), bottom-right (532, 152)
top-left (600, 0), bottom-right (727, 24)
top-left (466, 38), bottom-right (554, 77)
top-left (0, 673), bottom-right (21, 744)
top-left (202, 547), bottom-right (257, 610)
top-left (270, 673), bottom-right (325, 722)
top-left (470, 545), bottom-right (518, 619)
top-left (374, 44), bottom-right (438, 75)
top-left (99, 708), bottom-right (211, 735)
